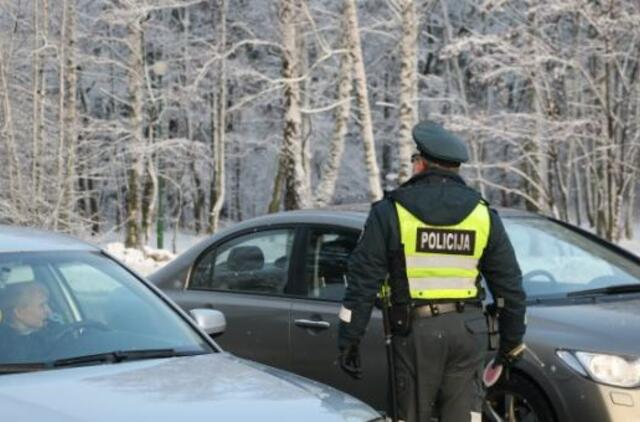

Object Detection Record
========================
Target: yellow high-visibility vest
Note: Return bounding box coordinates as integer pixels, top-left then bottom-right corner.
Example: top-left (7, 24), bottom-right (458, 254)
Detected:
top-left (395, 201), bottom-right (490, 300)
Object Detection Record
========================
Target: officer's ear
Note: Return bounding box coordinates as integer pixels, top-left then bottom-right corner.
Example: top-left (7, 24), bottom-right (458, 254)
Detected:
top-left (412, 156), bottom-right (427, 174)
top-left (417, 159), bottom-right (428, 173)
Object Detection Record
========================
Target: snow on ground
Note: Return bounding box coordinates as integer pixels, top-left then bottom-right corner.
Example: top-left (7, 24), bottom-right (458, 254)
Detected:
top-left (618, 222), bottom-right (640, 257)
top-left (96, 230), bottom-right (206, 256)
top-left (94, 226), bottom-right (224, 276)
top-left (104, 243), bottom-right (176, 276)
top-left (98, 229), bottom-right (211, 276)
top-left (619, 239), bottom-right (640, 257)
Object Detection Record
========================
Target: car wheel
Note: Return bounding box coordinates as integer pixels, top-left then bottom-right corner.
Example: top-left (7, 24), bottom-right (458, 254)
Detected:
top-left (484, 373), bottom-right (555, 422)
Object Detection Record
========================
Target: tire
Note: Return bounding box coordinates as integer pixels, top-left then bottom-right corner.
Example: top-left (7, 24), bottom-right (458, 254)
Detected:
top-left (484, 372), bottom-right (556, 422)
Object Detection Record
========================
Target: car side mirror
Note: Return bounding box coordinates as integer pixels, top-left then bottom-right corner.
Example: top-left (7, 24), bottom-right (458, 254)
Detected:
top-left (189, 308), bottom-right (226, 337)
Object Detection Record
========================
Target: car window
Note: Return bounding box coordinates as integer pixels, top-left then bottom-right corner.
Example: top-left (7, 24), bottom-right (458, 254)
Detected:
top-left (58, 261), bottom-right (151, 329)
top-left (504, 218), bottom-right (640, 297)
top-left (190, 229), bottom-right (295, 294)
top-left (0, 264), bottom-right (34, 285)
top-left (0, 251), bottom-right (212, 365)
top-left (302, 228), bottom-right (358, 301)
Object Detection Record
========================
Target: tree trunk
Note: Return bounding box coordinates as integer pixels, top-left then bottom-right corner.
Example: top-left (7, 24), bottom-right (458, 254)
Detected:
top-left (76, 70), bottom-right (100, 234)
top-left (209, 0), bottom-right (227, 232)
top-left (314, 12), bottom-right (352, 207)
top-left (382, 71), bottom-right (393, 191)
top-left (0, 49), bottom-right (22, 216)
top-left (32, 0), bottom-right (48, 200)
top-left (55, 0), bottom-right (78, 231)
top-left (233, 141), bottom-right (242, 220)
top-left (625, 181), bottom-right (637, 240)
top-left (171, 182), bottom-right (183, 254)
top-left (88, 176), bottom-right (99, 234)
top-left (299, 27), bottom-right (313, 196)
top-left (397, 0), bottom-right (418, 183)
top-left (344, 0), bottom-right (382, 201)
top-left (279, 0), bottom-right (310, 210)
top-left (152, 68), bottom-right (166, 245)
top-left (142, 153), bottom-right (158, 245)
top-left (192, 162), bottom-right (205, 233)
top-left (125, 16), bottom-right (145, 248)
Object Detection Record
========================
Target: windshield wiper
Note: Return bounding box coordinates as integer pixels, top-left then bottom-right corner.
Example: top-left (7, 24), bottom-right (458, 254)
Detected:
top-left (567, 283), bottom-right (640, 297)
top-left (51, 348), bottom-right (204, 368)
top-left (0, 363), bottom-right (47, 374)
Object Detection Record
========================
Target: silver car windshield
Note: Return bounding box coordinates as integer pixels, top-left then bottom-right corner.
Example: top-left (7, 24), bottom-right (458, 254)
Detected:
top-left (0, 251), bottom-right (213, 367)
top-left (504, 218), bottom-right (640, 298)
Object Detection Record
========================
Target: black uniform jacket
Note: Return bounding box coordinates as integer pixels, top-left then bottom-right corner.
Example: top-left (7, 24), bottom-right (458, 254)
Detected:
top-left (0, 324), bottom-right (49, 362)
top-left (338, 169), bottom-right (527, 351)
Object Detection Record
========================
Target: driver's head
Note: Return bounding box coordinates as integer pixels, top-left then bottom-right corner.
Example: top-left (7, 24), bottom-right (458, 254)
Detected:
top-left (4, 282), bottom-right (51, 334)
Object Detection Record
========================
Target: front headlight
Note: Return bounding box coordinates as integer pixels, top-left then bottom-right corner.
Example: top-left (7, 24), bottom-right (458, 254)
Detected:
top-left (557, 350), bottom-right (640, 388)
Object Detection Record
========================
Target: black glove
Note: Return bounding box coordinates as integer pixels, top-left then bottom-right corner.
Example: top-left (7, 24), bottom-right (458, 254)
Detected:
top-left (493, 342), bottom-right (526, 368)
top-left (339, 342), bottom-right (362, 379)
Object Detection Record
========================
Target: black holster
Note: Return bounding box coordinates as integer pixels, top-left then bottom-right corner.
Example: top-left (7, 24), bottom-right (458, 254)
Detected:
top-left (387, 247), bottom-right (413, 336)
top-left (389, 304), bottom-right (412, 336)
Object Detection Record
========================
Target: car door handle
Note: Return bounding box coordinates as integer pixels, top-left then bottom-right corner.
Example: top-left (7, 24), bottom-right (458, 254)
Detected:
top-left (294, 319), bottom-right (331, 329)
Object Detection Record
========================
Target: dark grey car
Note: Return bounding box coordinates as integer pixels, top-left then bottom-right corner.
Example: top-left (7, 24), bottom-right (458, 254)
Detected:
top-left (150, 208), bottom-right (640, 421)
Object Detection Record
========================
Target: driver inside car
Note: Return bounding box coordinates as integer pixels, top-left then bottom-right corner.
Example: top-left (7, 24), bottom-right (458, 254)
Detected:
top-left (0, 281), bottom-right (52, 362)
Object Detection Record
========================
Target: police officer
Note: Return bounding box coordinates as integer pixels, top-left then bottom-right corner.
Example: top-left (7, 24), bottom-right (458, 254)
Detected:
top-left (337, 121), bottom-right (527, 422)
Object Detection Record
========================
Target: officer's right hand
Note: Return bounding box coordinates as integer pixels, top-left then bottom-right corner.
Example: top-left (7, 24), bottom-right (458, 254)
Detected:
top-left (339, 343), bottom-right (362, 379)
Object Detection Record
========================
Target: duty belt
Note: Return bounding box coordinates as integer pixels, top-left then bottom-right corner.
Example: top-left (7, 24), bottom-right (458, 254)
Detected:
top-left (413, 301), bottom-right (481, 318)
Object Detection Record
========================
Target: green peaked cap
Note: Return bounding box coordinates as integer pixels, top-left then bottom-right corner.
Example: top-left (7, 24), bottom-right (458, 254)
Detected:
top-left (412, 120), bottom-right (469, 164)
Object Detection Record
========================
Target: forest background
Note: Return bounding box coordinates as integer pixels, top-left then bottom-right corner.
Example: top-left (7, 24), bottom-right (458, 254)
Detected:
top-left (1, 0), bottom-right (638, 253)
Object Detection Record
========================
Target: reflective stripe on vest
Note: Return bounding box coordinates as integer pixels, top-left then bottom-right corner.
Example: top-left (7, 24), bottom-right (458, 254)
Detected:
top-left (395, 201), bottom-right (490, 300)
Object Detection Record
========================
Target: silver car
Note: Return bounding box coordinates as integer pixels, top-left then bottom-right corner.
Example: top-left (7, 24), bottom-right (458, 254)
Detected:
top-left (0, 225), bottom-right (382, 421)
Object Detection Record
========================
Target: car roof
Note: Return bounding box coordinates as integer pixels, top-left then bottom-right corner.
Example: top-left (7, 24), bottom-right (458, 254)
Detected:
top-left (0, 225), bottom-right (99, 253)
top-left (236, 204), bottom-right (541, 229)
top-left (322, 202), bottom-right (538, 216)
top-left (237, 209), bottom-right (369, 229)
top-left (149, 204), bottom-right (544, 284)
top-left (183, 204), bottom-right (544, 254)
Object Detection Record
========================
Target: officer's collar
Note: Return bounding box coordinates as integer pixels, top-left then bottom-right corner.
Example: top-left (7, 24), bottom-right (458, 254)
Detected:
top-left (401, 168), bottom-right (466, 187)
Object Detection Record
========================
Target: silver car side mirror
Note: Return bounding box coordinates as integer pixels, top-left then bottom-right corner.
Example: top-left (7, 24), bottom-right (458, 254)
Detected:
top-left (189, 309), bottom-right (226, 337)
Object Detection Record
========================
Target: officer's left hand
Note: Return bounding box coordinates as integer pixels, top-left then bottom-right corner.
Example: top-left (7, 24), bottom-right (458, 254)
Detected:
top-left (483, 343), bottom-right (526, 387)
top-left (493, 342), bottom-right (526, 368)
top-left (339, 343), bottom-right (362, 379)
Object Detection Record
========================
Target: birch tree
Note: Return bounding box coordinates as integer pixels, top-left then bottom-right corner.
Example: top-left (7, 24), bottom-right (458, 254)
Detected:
top-left (397, 0), bottom-right (418, 183)
top-left (0, 51), bottom-right (22, 216)
top-left (124, 12), bottom-right (145, 248)
top-left (276, 0), bottom-right (311, 210)
top-left (313, 10), bottom-right (352, 207)
top-left (31, 0), bottom-right (49, 201)
top-left (209, 0), bottom-right (227, 232)
top-left (345, 0), bottom-right (382, 201)
top-left (54, 0), bottom-right (78, 230)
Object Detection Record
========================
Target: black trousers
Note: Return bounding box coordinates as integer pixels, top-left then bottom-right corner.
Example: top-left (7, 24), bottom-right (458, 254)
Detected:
top-left (392, 308), bottom-right (487, 422)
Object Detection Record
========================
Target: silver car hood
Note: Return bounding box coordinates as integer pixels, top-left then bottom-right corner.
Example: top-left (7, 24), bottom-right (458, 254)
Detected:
top-left (0, 353), bottom-right (379, 421)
